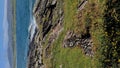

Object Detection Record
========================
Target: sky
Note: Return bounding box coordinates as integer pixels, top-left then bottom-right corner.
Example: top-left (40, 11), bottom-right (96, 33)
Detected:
top-left (0, 0), bottom-right (10, 68)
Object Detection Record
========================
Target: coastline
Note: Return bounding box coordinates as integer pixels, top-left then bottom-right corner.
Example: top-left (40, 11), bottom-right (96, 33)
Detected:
top-left (27, 0), bottom-right (64, 68)
top-left (3, 0), bottom-right (13, 68)
top-left (5, 0), bottom-right (120, 68)
top-left (7, 0), bottom-right (15, 68)
top-left (11, 0), bottom-right (16, 68)
top-left (27, 0), bottom-right (39, 67)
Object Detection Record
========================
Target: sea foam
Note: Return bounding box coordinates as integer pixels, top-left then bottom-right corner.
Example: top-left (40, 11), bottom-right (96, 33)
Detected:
top-left (28, 16), bottom-right (37, 42)
top-left (28, 0), bottom-right (37, 42)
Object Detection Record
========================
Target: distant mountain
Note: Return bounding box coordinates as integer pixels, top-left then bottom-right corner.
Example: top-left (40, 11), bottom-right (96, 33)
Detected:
top-left (7, 0), bottom-right (14, 68)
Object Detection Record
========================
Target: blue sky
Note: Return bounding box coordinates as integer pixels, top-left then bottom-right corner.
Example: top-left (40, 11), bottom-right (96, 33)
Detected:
top-left (0, 0), bottom-right (4, 65)
top-left (0, 0), bottom-right (4, 45)
top-left (0, 0), bottom-right (4, 66)
top-left (0, 0), bottom-right (10, 68)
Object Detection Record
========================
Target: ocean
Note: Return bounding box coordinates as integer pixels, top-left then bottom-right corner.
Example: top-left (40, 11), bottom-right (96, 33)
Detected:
top-left (16, 0), bottom-right (35, 68)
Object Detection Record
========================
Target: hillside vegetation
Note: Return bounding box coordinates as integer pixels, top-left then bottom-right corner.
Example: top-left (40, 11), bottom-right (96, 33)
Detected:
top-left (28, 0), bottom-right (120, 68)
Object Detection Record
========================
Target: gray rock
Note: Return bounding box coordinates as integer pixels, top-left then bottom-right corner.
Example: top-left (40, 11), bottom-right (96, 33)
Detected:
top-left (28, 0), bottom-right (64, 68)
top-left (63, 31), bottom-right (94, 57)
top-left (51, 0), bottom-right (57, 5)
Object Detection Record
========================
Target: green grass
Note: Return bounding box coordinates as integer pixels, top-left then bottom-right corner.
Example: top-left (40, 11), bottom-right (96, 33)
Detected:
top-left (50, 0), bottom-right (101, 68)
top-left (42, 0), bottom-right (107, 68)
top-left (42, 0), bottom-right (120, 67)
top-left (52, 43), bottom-right (94, 68)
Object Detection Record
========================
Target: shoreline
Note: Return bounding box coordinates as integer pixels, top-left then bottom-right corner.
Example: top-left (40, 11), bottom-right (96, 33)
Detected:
top-left (27, 0), bottom-right (64, 68)
top-left (7, 0), bottom-right (15, 68)
top-left (27, 0), bottom-right (38, 67)
top-left (11, 0), bottom-right (16, 68)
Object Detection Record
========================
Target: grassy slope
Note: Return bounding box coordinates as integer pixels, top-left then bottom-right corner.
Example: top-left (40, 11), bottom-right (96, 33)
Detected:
top-left (51, 0), bottom-right (106, 68)
top-left (43, 0), bottom-right (106, 68)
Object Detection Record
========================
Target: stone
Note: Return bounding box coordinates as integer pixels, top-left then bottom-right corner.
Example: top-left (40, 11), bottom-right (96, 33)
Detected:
top-left (63, 31), bottom-right (94, 57)
top-left (51, 0), bottom-right (57, 6)
top-left (28, 0), bottom-right (64, 67)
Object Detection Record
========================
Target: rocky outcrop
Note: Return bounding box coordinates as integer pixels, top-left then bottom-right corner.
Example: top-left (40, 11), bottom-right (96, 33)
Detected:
top-left (63, 31), bottom-right (94, 57)
top-left (27, 28), bottom-right (44, 68)
top-left (33, 0), bottom-right (63, 40)
top-left (45, 22), bottom-right (63, 58)
top-left (27, 0), bottom-right (64, 68)
top-left (78, 0), bottom-right (88, 11)
top-left (27, 0), bottom-right (95, 68)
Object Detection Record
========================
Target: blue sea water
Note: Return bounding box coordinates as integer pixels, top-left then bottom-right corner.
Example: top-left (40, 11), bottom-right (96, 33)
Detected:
top-left (16, 0), bottom-right (35, 68)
